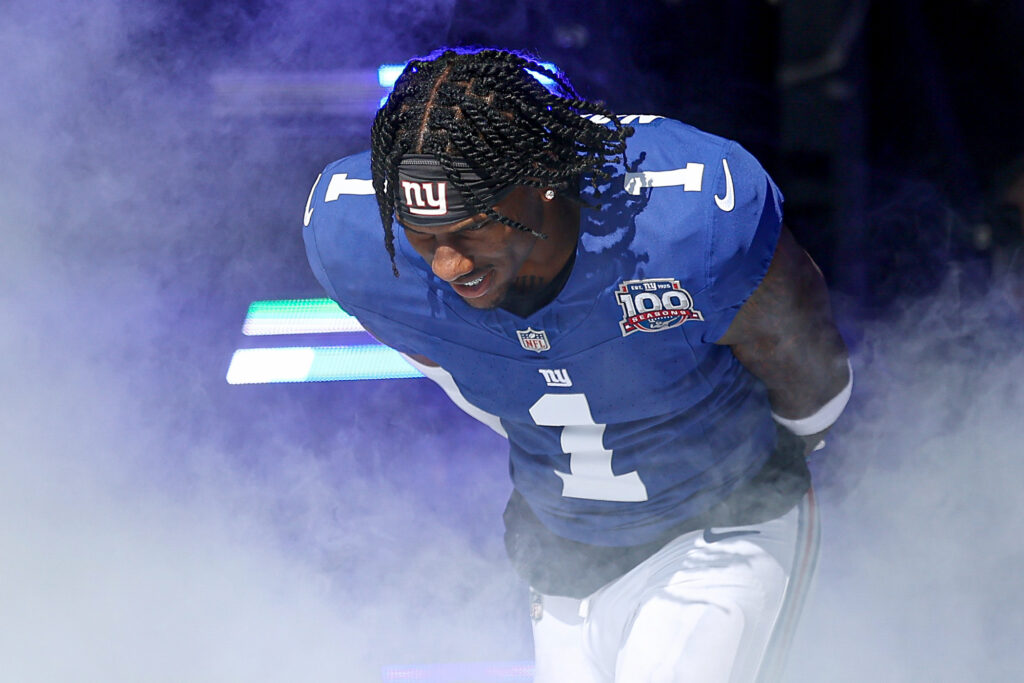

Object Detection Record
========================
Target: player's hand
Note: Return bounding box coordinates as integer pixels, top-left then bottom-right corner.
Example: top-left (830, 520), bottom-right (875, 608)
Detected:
top-left (799, 431), bottom-right (828, 456)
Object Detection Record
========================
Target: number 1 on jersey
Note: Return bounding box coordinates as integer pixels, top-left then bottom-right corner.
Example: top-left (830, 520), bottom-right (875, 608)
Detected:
top-left (529, 393), bottom-right (648, 502)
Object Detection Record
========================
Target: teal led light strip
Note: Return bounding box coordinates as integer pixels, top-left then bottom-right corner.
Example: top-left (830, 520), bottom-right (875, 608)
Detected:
top-left (225, 345), bottom-right (423, 384)
top-left (242, 298), bottom-right (365, 335)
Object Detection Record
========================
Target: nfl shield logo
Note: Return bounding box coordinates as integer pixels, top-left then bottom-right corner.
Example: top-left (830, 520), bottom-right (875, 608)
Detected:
top-left (516, 327), bottom-right (550, 353)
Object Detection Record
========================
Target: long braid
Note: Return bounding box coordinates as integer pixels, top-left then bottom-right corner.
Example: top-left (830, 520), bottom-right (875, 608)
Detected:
top-left (370, 48), bottom-right (634, 274)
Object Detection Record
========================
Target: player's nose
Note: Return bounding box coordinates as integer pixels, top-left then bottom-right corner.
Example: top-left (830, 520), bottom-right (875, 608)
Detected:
top-left (431, 244), bottom-right (474, 282)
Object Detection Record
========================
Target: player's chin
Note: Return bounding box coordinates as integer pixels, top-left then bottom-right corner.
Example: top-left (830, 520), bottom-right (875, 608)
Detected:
top-left (459, 279), bottom-right (511, 310)
top-left (460, 291), bottom-right (504, 309)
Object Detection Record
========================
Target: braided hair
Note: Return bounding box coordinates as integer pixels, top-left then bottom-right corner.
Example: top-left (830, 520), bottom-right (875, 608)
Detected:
top-left (370, 48), bottom-right (634, 275)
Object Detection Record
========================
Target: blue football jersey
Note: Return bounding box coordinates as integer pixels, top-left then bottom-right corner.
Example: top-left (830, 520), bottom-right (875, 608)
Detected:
top-left (303, 116), bottom-right (784, 547)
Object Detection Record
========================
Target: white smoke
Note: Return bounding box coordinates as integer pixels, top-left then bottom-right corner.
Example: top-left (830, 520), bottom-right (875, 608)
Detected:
top-left (0, 1), bottom-right (522, 681)
top-left (788, 278), bottom-right (1024, 680)
top-left (3, 1), bottom-right (1020, 680)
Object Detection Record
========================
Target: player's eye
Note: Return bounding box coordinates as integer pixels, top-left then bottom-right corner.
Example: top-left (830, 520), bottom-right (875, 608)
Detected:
top-left (463, 220), bottom-right (492, 232)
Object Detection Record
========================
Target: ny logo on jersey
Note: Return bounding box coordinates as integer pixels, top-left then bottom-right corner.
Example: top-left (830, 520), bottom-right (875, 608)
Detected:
top-left (400, 180), bottom-right (448, 216)
top-left (615, 278), bottom-right (704, 336)
top-left (517, 327), bottom-right (550, 353)
top-left (538, 368), bottom-right (572, 387)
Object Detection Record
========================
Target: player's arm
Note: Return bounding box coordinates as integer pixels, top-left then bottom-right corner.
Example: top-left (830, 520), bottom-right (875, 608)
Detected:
top-left (401, 353), bottom-right (508, 437)
top-left (715, 225), bottom-right (851, 453)
top-left (361, 325), bottom-right (508, 437)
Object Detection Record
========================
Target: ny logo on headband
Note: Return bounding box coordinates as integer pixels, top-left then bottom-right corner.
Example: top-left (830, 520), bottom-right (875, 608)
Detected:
top-left (401, 181), bottom-right (448, 216)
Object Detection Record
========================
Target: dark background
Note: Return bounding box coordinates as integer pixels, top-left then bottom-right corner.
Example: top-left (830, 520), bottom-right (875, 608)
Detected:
top-left (164, 0), bottom-right (1024, 331)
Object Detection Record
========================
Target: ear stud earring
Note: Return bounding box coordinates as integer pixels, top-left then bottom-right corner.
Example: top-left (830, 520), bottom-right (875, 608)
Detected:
top-left (543, 189), bottom-right (556, 200)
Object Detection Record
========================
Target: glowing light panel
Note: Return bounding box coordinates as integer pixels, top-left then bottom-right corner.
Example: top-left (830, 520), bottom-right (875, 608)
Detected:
top-left (226, 345), bottom-right (422, 384)
top-left (527, 65), bottom-right (558, 87)
top-left (226, 347), bottom-right (315, 384)
top-left (242, 298), bottom-right (364, 335)
top-left (378, 62), bottom-right (557, 90)
top-left (377, 64), bottom-right (406, 88)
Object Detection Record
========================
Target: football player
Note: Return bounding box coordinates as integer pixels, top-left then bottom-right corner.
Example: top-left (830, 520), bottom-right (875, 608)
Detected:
top-left (302, 48), bottom-right (851, 682)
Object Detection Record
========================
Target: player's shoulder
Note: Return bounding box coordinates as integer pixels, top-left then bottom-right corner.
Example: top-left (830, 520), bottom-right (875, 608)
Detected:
top-left (309, 151), bottom-right (376, 218)
top-left (305, 150), bottom-right (378, 242)
top-left (302, 150), bottom-right (407, 303)
top-left (598, 115), bottom-right (779, 221)
top-left (304, 151), bottom-right (375, 239)
top-left (322, 149), bottom-right (372, 177)
top-left (616, 115), bottom-right (764, 172)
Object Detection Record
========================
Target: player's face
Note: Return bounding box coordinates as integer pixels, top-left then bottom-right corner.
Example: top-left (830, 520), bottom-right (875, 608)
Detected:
top-left (400, 186), bottom-right (546, 309)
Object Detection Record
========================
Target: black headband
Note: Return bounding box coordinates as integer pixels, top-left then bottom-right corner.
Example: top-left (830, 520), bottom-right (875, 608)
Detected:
top-left (395, 155), bottom-right (515, 227)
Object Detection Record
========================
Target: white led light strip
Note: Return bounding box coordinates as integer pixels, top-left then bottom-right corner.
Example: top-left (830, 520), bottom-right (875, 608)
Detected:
top-left (378, 62), bottom-right (558, 89)
top-left (226, 345), bottom-right (423, 384)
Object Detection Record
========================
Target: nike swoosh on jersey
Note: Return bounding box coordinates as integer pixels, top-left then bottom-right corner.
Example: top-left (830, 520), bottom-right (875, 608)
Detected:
top-left (714, 158), bottom-right (735, 212)
top-left (702, 528), bottom-right (760, 543)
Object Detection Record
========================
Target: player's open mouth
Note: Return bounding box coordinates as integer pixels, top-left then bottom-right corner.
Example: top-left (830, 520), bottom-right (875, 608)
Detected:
top-left (451, 270), bottom-right (494, 299)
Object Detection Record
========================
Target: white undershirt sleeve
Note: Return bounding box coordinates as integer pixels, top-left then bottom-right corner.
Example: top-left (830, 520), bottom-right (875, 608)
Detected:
top-left (771, 360), bottom-right (853, 436)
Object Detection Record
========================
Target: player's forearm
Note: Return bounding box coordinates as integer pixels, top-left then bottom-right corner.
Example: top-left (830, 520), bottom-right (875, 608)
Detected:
top-left (750, 328), bottom-right (850, 420)
top-left (736, 328), bottom-right (851, 454)
top-left (719, 225), bottom-right (852, 435)
top-left (400, 353), bottom-right (508, 437)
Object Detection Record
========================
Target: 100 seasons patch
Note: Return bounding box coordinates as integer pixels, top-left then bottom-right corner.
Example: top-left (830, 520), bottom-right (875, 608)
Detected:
top-left (615, 278), bottom-right (703, 336)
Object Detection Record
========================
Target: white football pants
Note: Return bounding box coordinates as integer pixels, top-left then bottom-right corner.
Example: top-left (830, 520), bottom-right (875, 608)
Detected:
top-left (531, 491), bottom-right (819, 683)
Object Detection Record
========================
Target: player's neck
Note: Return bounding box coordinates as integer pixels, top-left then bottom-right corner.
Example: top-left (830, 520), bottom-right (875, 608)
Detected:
top-left (501, 197), bottom-right (579, 316)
